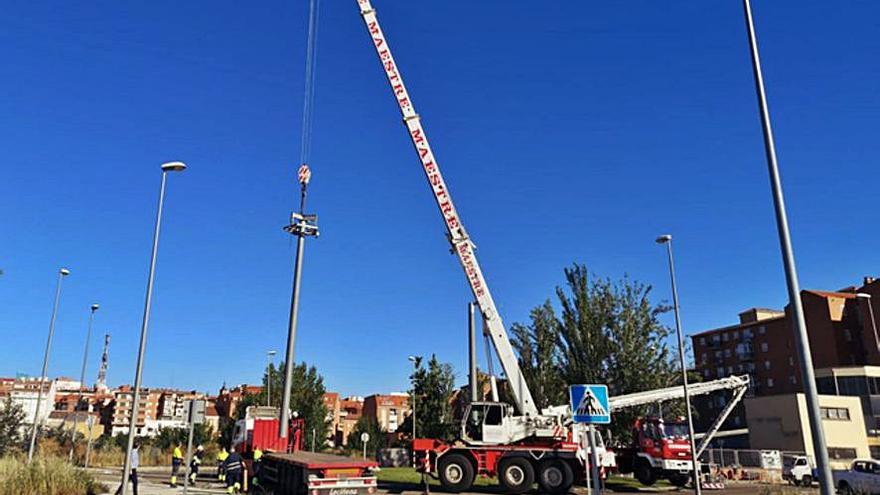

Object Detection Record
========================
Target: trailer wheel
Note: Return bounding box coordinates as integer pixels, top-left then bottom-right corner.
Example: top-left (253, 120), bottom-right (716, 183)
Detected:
top-left (498, 457), bottom-right (535, 494)
top-left (634, 460), bottom-right (656, 486)
top-left (537, 459), bottom-right (573, 494)
top-left (438, 453), bottom-right (475, 493)
top-left (670, 474), bottom-right (689, 487)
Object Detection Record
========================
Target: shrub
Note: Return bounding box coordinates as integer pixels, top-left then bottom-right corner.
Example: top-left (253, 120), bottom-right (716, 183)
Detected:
top-left (0, 456), bottom-right (105, 495)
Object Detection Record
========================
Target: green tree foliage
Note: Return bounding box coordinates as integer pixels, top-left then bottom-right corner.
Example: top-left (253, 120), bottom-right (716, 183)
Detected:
top-left (254, 361), bottom-right (329, 451)
top-left (0, 396), bottom-right (25, 456)
top-left (346, 417), bottom-right (387, 456)
top-left (511, 263), bottom-right (680, 443)
top-left (153, 424), bottom-right (214, 451)
top-left (510, 301), bottom-right (567, 410)
top-left (398, 355), bottom-right (456, 440)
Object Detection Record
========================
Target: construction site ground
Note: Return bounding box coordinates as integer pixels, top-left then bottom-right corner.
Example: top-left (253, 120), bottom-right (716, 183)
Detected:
top-left (90, 466), bottom-right (818, 495)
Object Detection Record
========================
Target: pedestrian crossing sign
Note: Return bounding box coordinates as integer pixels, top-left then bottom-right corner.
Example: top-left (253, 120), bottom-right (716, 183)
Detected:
top-left (569, 384), bottom-right (611, 424)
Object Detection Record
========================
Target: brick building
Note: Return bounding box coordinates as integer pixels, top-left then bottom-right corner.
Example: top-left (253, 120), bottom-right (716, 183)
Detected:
top-left (215, 384), bottom-right (263, 419)
top-left (691, 277), bottom-right (880, 449)
top-left (335, 397), bottom-right (364, 446)
top-left (363, 393), bottom-right (410, 433)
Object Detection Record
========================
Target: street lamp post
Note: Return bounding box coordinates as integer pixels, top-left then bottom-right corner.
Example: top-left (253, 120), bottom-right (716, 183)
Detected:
top-left (27, 267), bottom-right (71, 463)
top-left (856, 294), bottom-right (879, 352)
top-left (120, 161), bottom-right (186, 495)
top-left (741, 2), bottom-right (833, 492)
top-left (267, 350), bottom-right (277, 407)
top-left (69, 303), bottom-right (99, 462)
top-left (655, 235), bottom-right (701, 495)
top-left (408, 356), bottom-right (420, 440)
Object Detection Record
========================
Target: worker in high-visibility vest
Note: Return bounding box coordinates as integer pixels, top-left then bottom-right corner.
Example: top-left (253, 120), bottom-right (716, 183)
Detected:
top-left (252, 449), bottom-right (263, 486)
top-left (217, 447), bottom-right (229, 482)
top-left (170, 444), bottom-right (184, 487)
top-left (223, 447), bottom-right (244, 494)
top-left (188, 445), bottom-right (204, 485)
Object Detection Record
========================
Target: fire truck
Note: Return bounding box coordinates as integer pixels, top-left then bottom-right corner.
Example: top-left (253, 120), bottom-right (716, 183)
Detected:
top-left (232, 406), bottom-right (378, 495)
top-left (608, 375), bottom-right (750, 487)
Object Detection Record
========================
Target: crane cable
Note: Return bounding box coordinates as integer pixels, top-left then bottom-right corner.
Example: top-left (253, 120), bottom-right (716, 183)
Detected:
top-left (297, 0), bottom-right (321, 213)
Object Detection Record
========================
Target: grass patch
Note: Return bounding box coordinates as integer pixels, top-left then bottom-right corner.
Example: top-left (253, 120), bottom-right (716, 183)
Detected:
top-left (604, 475), bottom-right (672, 491)
top-left (0, 456), bottom-right (106, 495)
top-left (377, 467), bottom-right (496, 487)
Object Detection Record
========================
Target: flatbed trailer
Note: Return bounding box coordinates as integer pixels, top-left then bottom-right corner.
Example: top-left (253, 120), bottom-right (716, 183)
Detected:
top-left (259, 451), bottom-right (378, 495)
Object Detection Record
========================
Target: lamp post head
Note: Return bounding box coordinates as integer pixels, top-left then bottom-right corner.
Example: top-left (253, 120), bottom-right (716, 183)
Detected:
top-left (59, 268), bottom-right (71, 276)
top-left (91, 303), bottom-right (100, 312)
top-left (268, 350), bottom-right (277, 357)
top-left (655, 234), bottom-right (672, 244)
top-left (161, 161), bottom-right (187, 172)
top-left (856, 293), bottom-right (872, 300)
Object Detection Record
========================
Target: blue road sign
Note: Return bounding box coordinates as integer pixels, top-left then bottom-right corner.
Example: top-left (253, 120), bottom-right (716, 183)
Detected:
top-left (569, 384), bottom-right (610, 424)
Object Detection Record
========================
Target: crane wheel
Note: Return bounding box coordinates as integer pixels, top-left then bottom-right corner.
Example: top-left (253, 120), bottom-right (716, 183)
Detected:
top-left (498, 457), bottom-right (535, 494)
top-left (438, 453), bottom-right (475, 493)
top-left (537, 459), bottom-right (574, 495)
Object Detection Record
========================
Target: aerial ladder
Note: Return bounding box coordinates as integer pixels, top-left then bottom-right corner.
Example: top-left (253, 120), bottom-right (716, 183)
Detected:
top-left (355, 0), bottom-right (565, 444)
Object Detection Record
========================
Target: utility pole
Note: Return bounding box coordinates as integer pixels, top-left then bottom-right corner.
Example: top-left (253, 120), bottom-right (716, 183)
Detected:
top-left (740, 2), bottom-right (833, 493)
top-left (70, 303), bottom-right (99, 463)
top-left (28, 267), bottom-right (70, 463)
top-left (121, 161), bottom-right (186, 495)
top-left (279, 165), bottom-right (319, 438)
top-left (656, 235), bottom-right (701, 495)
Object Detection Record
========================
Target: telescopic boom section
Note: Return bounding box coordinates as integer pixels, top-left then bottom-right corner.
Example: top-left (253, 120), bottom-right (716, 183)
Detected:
top-left (357, 0), bottom-right (539, 418)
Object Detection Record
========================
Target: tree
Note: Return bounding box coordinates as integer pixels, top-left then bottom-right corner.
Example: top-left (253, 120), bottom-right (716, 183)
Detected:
top-left (153, 424), bottom-right (214, 451)
top-left (398, 355), bottom-right (456, 441)
top-left (347, 417), bottom-right (387, 456)
top-left (255, 361), bottom-right (329, 451)
top-left (0, 397), bottom-right (25, 455)
top-left (511, 264), bottom-right (680, 443)
top-left (510, 301), bottom-right (567, 410)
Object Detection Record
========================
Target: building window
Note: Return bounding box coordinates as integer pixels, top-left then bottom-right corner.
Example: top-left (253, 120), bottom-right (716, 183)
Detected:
top-left (717, 367), bottom-right (725, 377)
top-left (733, 330), bottom-right (739, 340)
top-left (844, 329), bottom-right (852, 342)
top-left (704, 369), bottom-right (712, 378)
top-left (724, 349), bottom-right (732, 358)
top-left (758, 325), bottom-right (766, 335)
top-left (767, 378), bottom-right (774, 388)
top-left (821, 407), bottom-right (851, 421)
top-left (790, 375), bottom-right (797, 385)
top-left (699, 337), bottom-right (706, 346)
top-left (723, 333), bottom-right (729, 342)
top-left (871, 446), bottom-right (880, 459)
top-left (764, 360), bottom-right (771, 371)
top-left (789, 357), bottom-right (795, 366)
top-left (828, 448), bottom-right (857, 460)
top-left (839, 377), bottom-right (869, 396)
top-left (760, 342), bottom-right (769, 352)
top-left (701, 353), bottom-right (707, 364)
top-left (727, 366), bottom-right (734, 375)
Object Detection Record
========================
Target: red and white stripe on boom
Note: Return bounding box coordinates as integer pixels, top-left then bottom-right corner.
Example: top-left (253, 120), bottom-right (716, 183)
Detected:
top-left (356, 0), bottom-right (539, 418)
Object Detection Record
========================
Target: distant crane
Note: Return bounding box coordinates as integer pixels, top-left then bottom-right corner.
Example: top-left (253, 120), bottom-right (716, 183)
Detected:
top-left (96, 334), bottom-right (110, 391)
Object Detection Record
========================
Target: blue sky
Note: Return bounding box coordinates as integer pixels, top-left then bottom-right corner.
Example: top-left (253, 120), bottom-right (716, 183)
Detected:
top-left (1, 1), bottom-right (877, 398)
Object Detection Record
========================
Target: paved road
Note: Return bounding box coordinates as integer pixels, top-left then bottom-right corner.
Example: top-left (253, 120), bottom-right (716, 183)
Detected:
top-left (93, 468), bottom-right (818, 495)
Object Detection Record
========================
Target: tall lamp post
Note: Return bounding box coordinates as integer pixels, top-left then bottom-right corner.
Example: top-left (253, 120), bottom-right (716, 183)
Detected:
top-left (27, 267), bottom-right (71, 463)
top-left (655, 235), bottom-right (701, 495)
top-left (741, 2), bottom-right (833, 492)
top-left (267, 350), bottom-right (277, 407)
top-left (69, 303), bottom-right (100, 462)
top-left (408, 355), bottom-right (420, 440)
top-left (121, 161), bottom-right (186, 495)
top-left (856, 294), bottom-right (879, 352)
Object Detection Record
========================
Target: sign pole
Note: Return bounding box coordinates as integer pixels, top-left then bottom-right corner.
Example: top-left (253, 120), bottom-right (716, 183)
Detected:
top-left (588, 425), bottom-right (601, 495)
top-left (183, 401), bottom-right (195, 495)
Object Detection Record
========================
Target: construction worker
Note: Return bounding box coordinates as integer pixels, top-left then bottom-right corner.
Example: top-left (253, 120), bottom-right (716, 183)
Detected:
top-left (171, 443), bottom-right (184, 487)
top-left (217, 446), bottom-right (229, 482)
top-left (189, 445), bottom-right (204, 486)
top-left (252, 448), bottom-right (263, 487)
top-left (223, 447), bottom-right (244, 494)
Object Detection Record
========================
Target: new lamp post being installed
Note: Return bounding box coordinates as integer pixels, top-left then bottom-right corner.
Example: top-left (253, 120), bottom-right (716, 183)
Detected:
top-left (655, 235), bottom-right (701, 495)
top-left (121, 161), bottom-right (185, 495)
top-left (741, 1), bottom-right (833, 492)
top-left (27, 267), bottom-right (71, 463)
top-left (69, 303), bottom-right (99, 462)
top-left (408, 355), bottom-right (420, 440)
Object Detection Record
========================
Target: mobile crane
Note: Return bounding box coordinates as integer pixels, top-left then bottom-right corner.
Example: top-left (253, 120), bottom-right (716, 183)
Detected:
top-left (355, 1), bottom-right (587, 493)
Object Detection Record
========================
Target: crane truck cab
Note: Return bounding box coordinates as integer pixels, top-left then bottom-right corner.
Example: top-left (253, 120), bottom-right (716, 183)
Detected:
top-left (617, 416), bottom-right (694, 488)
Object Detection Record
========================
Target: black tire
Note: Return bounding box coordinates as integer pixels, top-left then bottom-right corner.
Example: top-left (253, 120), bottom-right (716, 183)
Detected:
top-left (838, 481), bottom-right (853, 495)
top-left (634, 460), bottom-right (656, 486)
top-left (498, 457), bottom-right (535, 494)
top-left (438, 453), bottom-right (475, 493)
top-left (801, 475), bottom-right (812, 487)
top-left (537, 459), bottom-right (574, 495)
top-left (670, 474), bottom-right (689, 488)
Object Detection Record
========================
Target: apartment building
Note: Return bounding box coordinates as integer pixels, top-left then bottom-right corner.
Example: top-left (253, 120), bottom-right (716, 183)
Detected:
top-left (363, 393), bottom-right (410, 433)
top-left (336, 397), bottom-right (364, 446)
top-left (9, 377), bottom-right (57, 426)
top-left (690, 276), bottom-right (880, 450)
top-left (111, 387), bottom-right (162, 436)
